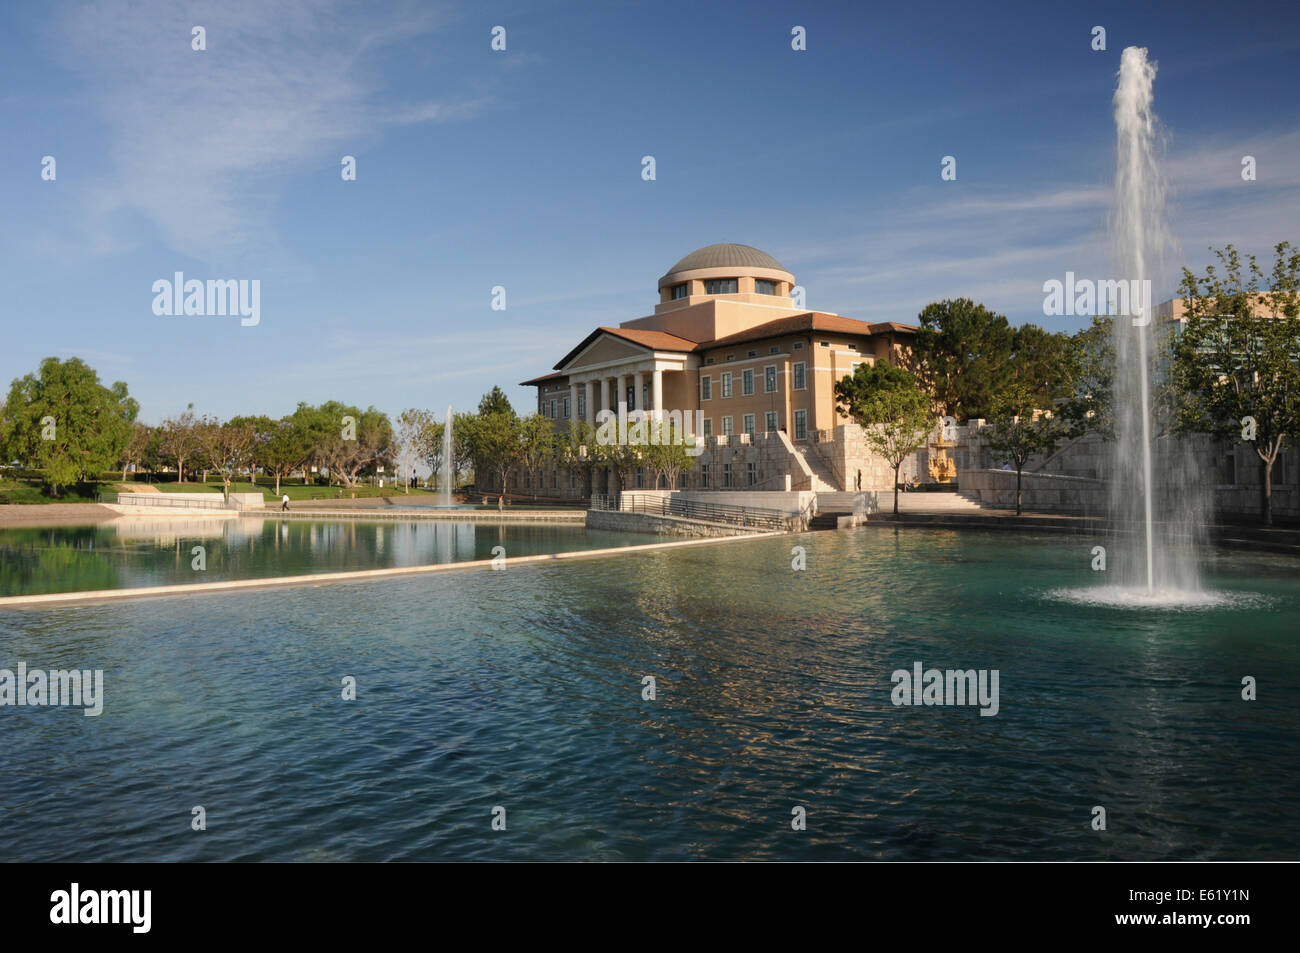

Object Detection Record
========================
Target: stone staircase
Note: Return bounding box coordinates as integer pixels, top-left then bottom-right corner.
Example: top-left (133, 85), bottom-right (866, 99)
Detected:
top-left (793, 445), bottom-right (841, 491)
top-left (894, 491), bottom-right (990, 514)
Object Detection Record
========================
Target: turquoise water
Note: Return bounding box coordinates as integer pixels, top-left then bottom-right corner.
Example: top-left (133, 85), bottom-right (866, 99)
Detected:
top-left (0, 519), bottom-right (640, 595)
top-left (0, 527), bottom-right (1297, 860)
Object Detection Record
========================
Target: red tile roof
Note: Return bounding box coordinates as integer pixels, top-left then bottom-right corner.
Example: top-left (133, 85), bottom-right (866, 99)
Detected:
top-left (702, 312), bottom-right (916, 350)
top-left (533, 313), bottom-right (917, 383)
top-left (518, 371), bottom-right (568, 386)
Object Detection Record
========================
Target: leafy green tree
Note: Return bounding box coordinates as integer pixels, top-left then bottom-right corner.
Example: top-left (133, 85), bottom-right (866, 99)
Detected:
top-left (310, 401), bottom-right (393, 489)
top-left (518, 413), bottom-right (555, 494)
top-left (159, 405), bottom-right (201, 482)
top-left (229, 414), bottom-right (277, 488)
top-left (984, 382), bottom-right (1068, 516)
top-left (477, 386), bottom-right (514, 418)
top-left (557, 419), bottom-right (599, 498)
top-left (1173, 241), bottom-right (1300, 526)
top-left (906, 299), bottom-right (1015, 420)
top-left (197, 416), bottom-right (256, 499)
top-left (118, 422), bottom-right (153, 481)
top-left (643, 419), bottom-right (697, 490)
top-left (834, 363), bottom-right (931, 516)
top-left (461, 397), bottom-right (521, 496)
top-left (1059, 315), bottom-right (1115, 440)
top-left (257, 406), bottom-right (318, 495)
top-left (0, 357), bottom-right (137, 494)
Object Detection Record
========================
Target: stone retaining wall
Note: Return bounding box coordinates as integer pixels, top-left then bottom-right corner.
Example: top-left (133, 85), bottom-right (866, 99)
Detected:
top-left (586, 509), bottom-right (768, 537)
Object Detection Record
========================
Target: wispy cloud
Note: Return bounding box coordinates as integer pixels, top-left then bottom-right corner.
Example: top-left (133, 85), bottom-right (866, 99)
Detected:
top-left (52, 0), bottom-right (477, 263)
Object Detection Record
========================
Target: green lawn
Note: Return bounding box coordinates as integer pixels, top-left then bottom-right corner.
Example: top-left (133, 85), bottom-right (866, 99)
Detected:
top-left (0, 476), bottom-right (107, 505)
top-left (0, 473), bottom-right (444, 505)
top-left (151, 480), bottom-right (442, 501)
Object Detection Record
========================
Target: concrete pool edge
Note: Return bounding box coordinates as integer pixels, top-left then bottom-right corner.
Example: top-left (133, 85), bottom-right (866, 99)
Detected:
top-left (0, 531), bottom-right (774, 609)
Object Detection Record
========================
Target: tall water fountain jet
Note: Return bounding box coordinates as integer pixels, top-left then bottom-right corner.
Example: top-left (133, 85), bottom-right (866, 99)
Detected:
top-left (1107, 47), bottom-right (1207, 602)
top-left (441, 405), bottom-right (454, 508)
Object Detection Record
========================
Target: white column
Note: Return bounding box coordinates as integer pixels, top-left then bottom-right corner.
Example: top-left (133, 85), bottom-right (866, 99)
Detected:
top-left (617, 373), bottom-right (629, 413)
top-left (586, 380), bottom-right (595, 422)
top-left (652, 368), bottom-right (663, 421)
top-left (598, 377), bottom-right (608, 416)
top-left (633, 369), bottom-right (644, 414)
top-left (570, 382), bottom-right (579, 422)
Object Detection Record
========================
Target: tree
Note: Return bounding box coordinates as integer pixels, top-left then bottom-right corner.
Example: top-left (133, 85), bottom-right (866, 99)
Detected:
top-left (159, 405), bottom-right (201, 482)
top-left (118, 422), bottom-right (153, 481)
top-left (984, 382), bottom-right (1068, 516)
top-left (477, 386), bottom-right (514, 418)
top-left (463, 405), bottom-right (522, 496)
top-left (197, 416), bottom-right (256, 499)
top-left (906, 299), bottom-right (1015, 420)
top-left (1059, 315), bottom-right (1115, 440)
top-left (260, 408), bottom-right (316, 496)
top-left (557, 419), bottom-right (599, 498)
top-left (311, 402), bottom-right (393, 490)
top-left (518, 413), bottom-right (555, 494)
top-left (0, 357), bottom-right (138, 494)
top-left (395, 408), bottom-right (436, 493)
top-left (643, 419), bottom-right (697, 490)
top-left (229, 414), bottom-right (277, 489)
top-left (834, 363), bottom-right (931, 517)
top-left (1173, 241), bottom-right (1300, 526)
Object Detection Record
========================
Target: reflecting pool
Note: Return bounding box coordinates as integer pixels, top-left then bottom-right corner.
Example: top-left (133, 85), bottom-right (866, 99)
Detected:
top-left (0, 527), bottom-right (1297, 861)
top-left (0, 519), bottom-right (642, 595)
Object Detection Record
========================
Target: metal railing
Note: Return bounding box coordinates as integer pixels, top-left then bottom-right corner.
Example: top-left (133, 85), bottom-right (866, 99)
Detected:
top-left (590, 493), bottom-right (790, 530)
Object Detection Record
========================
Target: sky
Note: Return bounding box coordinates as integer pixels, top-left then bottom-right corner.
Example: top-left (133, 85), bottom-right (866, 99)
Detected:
top-left (1, 0), bottom-right (1297, 426)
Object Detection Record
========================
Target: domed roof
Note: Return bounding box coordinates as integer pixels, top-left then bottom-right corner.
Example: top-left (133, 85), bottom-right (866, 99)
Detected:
top-left (662, 243), bottom-right (788, 277)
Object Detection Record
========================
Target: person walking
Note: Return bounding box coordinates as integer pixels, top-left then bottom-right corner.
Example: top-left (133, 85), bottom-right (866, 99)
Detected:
top-left (281, 493), bottom-right (290, 511)
top-left (498, 495), bottom-right (504, 512)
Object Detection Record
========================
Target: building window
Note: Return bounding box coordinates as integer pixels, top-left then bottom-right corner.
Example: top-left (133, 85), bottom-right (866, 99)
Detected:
top-left (793, 341), bottom-right (804, 350)
top-left (769, 345), bottom-right (779, 354)
top-left (723, 463), bottom-right (733, 487)
top-left (820, 341), bottom-right (830, 347)
top-left (670, 282), bottom-right (689, 300)
top-left (742, 369), bottom-right (754, 396)
top-left (705, 278), bottom-right (738, 294)
top-left (564, 397), bottom-right (570, 418)
top-left (764, 365), bottom-right (777, 392)
top-left (794, 409), bottom-right (808, 440)
top-left (701, 376), bottom-right (712, 400)
top-left (577, 393), bottom-right (586, 419)
top-left (793, 362), bottom-right (806, 390)
top-left (721, 416), bottom-right (734, 436)
top-left (706, 357), bottom-right (715, 365)
top-left (755, 279), bottom-right (776, 295)
top-left (747, 462), bottom-right (757, 486)
top-left (636, 467), bottom-right (644, 489)
top-left (743, 414), bottom-right (755, 436)
top-left (721, 372), bottom-right (733, 398)
top-left (702, 417), bottom-right (713, 437)
top-left (626, 385), bottom-right (635, 410)
top-left (747, 349), bottom-right (756, 358)
top-left (678, 471), bottom-right (687, 489)
top-left (552, 469), bottom-right (558, 488)
top-left (726, 354), bottom-right (735, 362)
top-left (701, 464), bottom-right (710, 488)
top-left (569, 470), bottom-right (577, 489)
top-left (766, 411), bottom-right (778, 433)
top-left (643, 383), bottom-right (649, 411)
top-left (550, 399), bottom-right (557, 417)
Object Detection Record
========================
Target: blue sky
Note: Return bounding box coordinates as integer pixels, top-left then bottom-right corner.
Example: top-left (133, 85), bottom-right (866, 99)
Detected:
top-left (1, 0), bottom-right (1297, 425)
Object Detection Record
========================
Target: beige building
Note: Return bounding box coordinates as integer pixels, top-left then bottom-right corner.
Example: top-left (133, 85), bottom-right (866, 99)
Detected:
top-left (519, 244), bottom-right (918, 496)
